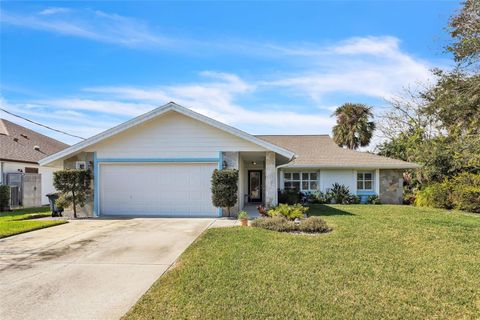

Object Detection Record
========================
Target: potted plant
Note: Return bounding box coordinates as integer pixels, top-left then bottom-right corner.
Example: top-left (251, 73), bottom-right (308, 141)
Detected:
top-left (237, 211), bottom-right (249, 226)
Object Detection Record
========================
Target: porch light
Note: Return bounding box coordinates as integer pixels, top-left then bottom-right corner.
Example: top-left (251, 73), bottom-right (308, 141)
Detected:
top-left (223, 160), bottom-right (228, 169)
top-left (252, 161), bottom-right (257, 165)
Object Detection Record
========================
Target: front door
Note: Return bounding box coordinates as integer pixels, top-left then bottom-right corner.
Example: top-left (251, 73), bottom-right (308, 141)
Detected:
top-left (248, 170), bottom-right (262, 203)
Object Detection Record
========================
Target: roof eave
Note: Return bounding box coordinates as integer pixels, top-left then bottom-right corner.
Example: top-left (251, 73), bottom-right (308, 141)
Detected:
top-left (282, 163), bottom-right (421, 169)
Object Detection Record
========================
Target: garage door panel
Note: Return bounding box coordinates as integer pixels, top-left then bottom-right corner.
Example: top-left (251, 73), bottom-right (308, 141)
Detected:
top-left (99, 163), bottom-right (217, 216)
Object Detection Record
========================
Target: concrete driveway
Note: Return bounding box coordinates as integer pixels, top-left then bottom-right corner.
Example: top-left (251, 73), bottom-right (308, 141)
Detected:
top-left (0, 218), bottom-right (220, 320)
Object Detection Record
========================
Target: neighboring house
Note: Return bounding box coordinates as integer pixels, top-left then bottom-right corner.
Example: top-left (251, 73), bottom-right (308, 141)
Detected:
top-left (40, 102), bottom-right (418, 217)
top-left (0, 119), bottom-right (68, 206)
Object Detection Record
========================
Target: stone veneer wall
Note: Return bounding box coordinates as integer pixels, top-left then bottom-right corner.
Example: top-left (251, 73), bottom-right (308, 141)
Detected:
top-left (379, 169), bottom-right (404, 204)
top-left (221, 152), bottom-right (240, 217)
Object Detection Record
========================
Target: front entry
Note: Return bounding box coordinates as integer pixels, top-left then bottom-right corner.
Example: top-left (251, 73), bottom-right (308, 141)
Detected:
top-left (248, 170), bottom-right (262, 203)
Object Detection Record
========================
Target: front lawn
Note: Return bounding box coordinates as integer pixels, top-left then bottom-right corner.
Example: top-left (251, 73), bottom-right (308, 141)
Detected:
top-left (0, 206), bottom-right (67, 238)
top-left (125, 205), bottom-right (480, 319)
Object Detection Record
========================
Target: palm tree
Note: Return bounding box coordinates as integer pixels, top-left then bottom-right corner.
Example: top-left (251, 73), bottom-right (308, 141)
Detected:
top-left (332, 103), bottom-right (375, 149)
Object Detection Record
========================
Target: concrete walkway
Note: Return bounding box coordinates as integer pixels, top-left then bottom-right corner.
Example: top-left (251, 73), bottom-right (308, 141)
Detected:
top-left (0, 218), bottom-right (234, 320)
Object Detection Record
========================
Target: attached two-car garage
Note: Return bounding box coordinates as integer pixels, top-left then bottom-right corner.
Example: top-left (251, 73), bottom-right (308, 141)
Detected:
top-left (98, 162), bottom-right (218, 217)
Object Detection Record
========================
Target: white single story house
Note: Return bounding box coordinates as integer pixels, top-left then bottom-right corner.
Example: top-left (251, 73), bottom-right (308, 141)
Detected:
top-left (40, 102), bottom-right (418, 217)
top-left (0, 119), bottom-right (68, 206)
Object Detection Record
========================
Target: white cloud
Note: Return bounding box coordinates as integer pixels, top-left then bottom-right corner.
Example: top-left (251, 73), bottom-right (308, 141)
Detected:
top-left (1, 9), bottom-right (175, 48)
top-left (38, 7), bottom-right (71, 16)
top-left (0, 35), bottom-right (437, 146)
top-left (262, 36), bottom-right (433, 101)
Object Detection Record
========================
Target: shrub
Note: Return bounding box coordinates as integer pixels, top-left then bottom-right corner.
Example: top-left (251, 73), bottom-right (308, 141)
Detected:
top-left (328, 183), bottom-right (353, 204)
top-left (53, 169), bottom-right (91, 218)
top-left (414, 173), bottom-right (480, 213)
top-left (251, 216), bottom-right (331, 233)
top-left (278, 189), bottom-right (301, 205)
top-left (0, 185), bottom-right (10, 211)
top-left (451, 185), bottom-right (480, 213)
top-left (267, 203), bottom-right (309, 220)
top-left (344, 194), bottom-right (361, 204)
top-left (367, 195), bottom-right (381, 205)
top-left (251, 216), bottom-right (296, 232)
top-left (211, 169), bottom-right (239, 217)
top-left (237, 211), bottom-right (248, 220)
top-left (297, 217), bottom-right (331, 233)
top-left (415, 182), bottom-right (452, 209)
top-left (305, 191), bottom-right (330, 204)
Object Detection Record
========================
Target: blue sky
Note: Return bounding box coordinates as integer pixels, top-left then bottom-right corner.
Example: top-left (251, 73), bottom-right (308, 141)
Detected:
top-left (1, 1), bottom-right (459, 145)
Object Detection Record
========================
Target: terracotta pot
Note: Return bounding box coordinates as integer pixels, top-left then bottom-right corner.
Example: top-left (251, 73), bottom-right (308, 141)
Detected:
top-left (240, 218), bottom-right (248, 226)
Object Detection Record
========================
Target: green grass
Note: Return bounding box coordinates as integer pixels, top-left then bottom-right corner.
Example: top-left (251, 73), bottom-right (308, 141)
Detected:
top-left (125, 205), bottom-right (480, 320)
top-left (0, 206), bottom-right (67, 238)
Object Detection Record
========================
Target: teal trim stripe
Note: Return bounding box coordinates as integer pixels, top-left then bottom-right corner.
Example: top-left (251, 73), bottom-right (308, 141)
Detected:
top-left (96, 157), bottom-right (220, 163)
top-left (93, 152), bottom-right (99, 217)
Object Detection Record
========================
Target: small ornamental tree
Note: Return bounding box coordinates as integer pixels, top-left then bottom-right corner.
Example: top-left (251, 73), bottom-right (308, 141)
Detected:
top-left (53, 169), bottom-right (91, 218)
top-left (211, 169), bottom-right (238, 217)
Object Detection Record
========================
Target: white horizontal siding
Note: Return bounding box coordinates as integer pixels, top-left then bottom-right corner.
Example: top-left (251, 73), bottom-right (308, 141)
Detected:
top-left (320, 169), bottom-right (356, 193)
top-left (89, 111), bottom-right (266, 158)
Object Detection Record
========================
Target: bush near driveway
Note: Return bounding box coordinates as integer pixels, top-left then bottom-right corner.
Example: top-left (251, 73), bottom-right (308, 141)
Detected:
top-left (124, 204), bottom-right (480, 320)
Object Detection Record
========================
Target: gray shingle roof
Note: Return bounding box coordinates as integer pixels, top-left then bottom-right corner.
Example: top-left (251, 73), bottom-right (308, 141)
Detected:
top-left (256, 135), bottom-right (419, 169)
top-left (0, 119), bottom-right (69, 164)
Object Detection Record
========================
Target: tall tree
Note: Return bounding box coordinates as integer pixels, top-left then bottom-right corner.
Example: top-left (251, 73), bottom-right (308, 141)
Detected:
top-left (332, 103), bottom-right (375, 149)
top-left (447, 0), bottom-right (480, 67)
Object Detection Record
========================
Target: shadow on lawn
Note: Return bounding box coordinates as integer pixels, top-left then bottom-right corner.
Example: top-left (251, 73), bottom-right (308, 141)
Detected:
top-left (307, 204), bottom-right (355, 216)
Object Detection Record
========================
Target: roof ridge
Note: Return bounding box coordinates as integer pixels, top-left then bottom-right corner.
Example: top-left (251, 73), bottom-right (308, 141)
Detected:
top-left (254, 134), bottom-right (330, 137)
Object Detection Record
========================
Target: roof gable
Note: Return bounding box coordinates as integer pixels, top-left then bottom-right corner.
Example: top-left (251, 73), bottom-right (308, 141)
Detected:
top-left (40, 102), bottom-right (295, 165)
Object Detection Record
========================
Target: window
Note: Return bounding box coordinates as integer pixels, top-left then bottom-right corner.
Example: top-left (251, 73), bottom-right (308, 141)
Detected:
top-left (75, 161), bottom-right (86, 170)
top-left (357, 172), bottom-right (373, 190)
top-left (284, 172), bottom-right (318, 191)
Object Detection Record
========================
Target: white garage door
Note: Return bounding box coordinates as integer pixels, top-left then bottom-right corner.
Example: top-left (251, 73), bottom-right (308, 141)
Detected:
top-left (99, 163), bottom-right (217, 216)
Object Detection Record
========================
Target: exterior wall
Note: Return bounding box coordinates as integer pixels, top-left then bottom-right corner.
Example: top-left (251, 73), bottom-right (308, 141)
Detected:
top-left (39, 166), bottom-right (59, 205)
top-left (279, 168), bottom-right (381, 203)
top-left (0, 160), bottom-right (61, 205)
top-left (88, 111), bottom-right (266, 158)
top-left (222, 152), bottom-right (240, 217)
top-left (320, 169), bottom-right (356, 193)
top-left (379, 169), bottom-right (404, 204)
